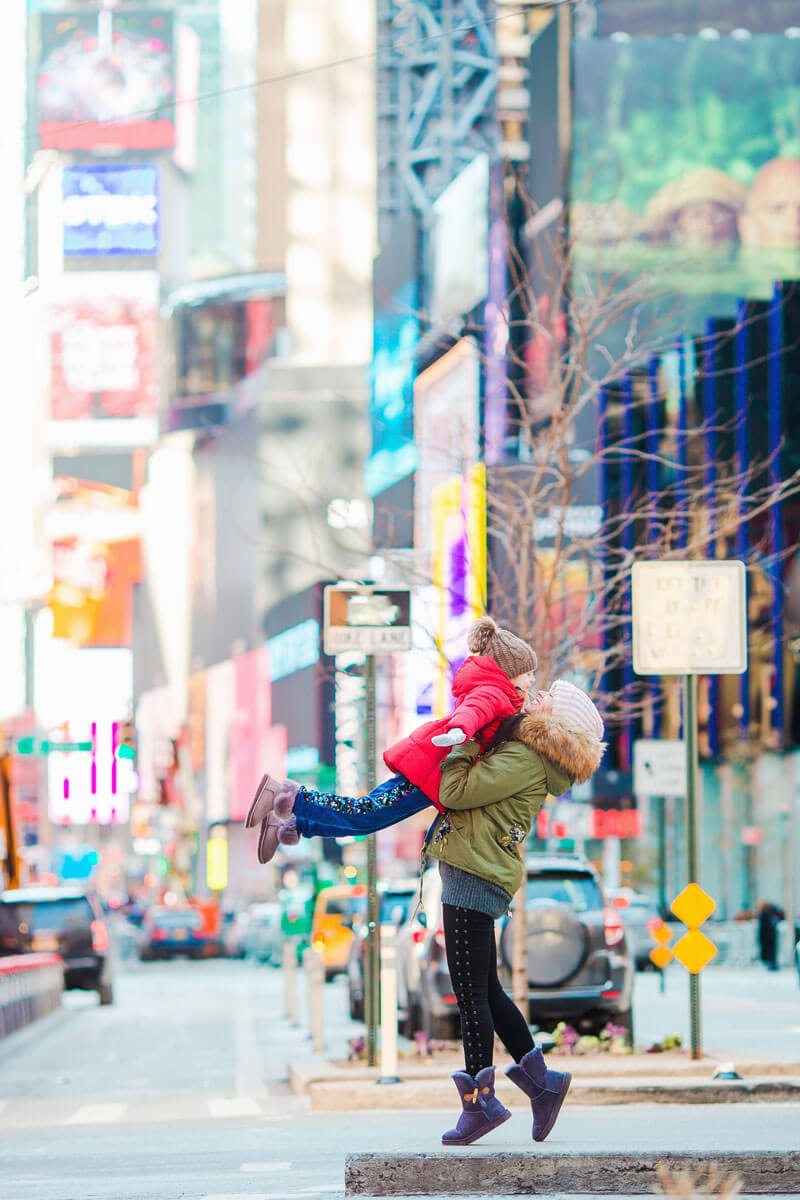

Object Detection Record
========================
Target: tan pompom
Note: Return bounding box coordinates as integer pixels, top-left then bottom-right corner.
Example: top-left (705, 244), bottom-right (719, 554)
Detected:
top-left (467, 616), bottom-right (498, 656)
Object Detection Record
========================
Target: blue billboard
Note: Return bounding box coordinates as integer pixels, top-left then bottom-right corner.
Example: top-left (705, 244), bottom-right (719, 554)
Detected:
top-left (62, 164), bottom-right (161, 257)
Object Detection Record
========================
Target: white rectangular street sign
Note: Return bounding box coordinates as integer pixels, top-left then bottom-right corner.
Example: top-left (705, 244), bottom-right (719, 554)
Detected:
top-left (632, 560), bottom-right (747, 676)
top-left (633, 738), bottom-right (686, 797)
top-left (323, 584), bottom-right (412, 655)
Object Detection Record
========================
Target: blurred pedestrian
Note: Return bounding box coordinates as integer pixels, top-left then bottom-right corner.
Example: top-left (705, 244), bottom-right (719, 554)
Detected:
top-left (245, 616), bottom-right (538, 862)
top-left (757, 900), bottom-right (785, 971)
top-left (427, 681), bottom-right (605, 1146)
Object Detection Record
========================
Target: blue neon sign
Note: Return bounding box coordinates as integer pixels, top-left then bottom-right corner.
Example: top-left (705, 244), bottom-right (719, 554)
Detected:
top-left (62, 164), bottom-right (161, 257)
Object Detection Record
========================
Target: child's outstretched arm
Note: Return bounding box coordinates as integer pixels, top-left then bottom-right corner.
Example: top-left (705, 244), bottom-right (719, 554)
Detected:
top-left (438, 740), bottom-right (546, 811)
top-left (431, 682), bottom-right (522, 747)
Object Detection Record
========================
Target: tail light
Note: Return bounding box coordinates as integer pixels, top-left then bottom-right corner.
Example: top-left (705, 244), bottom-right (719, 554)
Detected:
top-left (412, 928), bottom-right (427, 945)
top-left (91, 919), bottom-right (109, 954)
top-left (603, 907), bottom-right (625, 948)
top-left (433, 928), bottom-right (446, 951)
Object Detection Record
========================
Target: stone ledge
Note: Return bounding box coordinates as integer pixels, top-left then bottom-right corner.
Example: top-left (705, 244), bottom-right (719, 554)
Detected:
top-left (344, 1151), bottom-right (800, 1196)
top-left (305, 1073), bottom-right (800, 1111)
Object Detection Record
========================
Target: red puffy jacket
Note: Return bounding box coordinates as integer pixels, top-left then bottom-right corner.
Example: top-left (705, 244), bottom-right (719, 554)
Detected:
top-left (383, 655), bottom-right (524, 810)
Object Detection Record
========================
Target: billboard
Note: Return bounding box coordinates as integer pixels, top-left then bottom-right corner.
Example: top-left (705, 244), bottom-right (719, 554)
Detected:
top-left (48, 271), bottom-right (159, 445)
top-left (36, 9), bottom-right (175, 153)
top-left (368, 216), bottom-right (419, 497)
top-left (414, 339), bottom-right (480, 560)
top-left (431, 153), bottom-right (490, 322)
top-left (37, 644), bottom-right (135, 826)
top-left (50, 536), bottom-right (142, 647)
top-left (431, 464), bottom-right (487, 716)
top-left (573, 34), bottom-right (800, 334)
top-left (62, 164), bottom-right (160, 256)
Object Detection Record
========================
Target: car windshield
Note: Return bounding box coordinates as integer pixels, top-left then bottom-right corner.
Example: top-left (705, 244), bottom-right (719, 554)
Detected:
top-left (525, 874), bottom-right (603, 913)
top-left (3, 898), bottom-right (92, 932)
top-left (323, 895), bottom-right (366, 918)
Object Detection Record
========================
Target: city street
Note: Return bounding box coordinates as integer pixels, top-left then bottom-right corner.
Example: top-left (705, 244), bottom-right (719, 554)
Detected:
top-left (1, 957), bottom-right (798, 1199)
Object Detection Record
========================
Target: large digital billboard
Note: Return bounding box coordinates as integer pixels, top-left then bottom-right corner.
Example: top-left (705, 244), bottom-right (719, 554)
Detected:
top-left (573, 34), bottom-right (800, 334)
top-left (48, 271), bottom-right (159, 445)
top-left (368, 216), bottom-right (419, 497)
top-left (62, 164), bottom-right (160, 256)
top-left (36, 9), bottom-right (175, 152)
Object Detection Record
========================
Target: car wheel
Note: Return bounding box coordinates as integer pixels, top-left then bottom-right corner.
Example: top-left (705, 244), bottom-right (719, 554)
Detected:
top-left (421, 1002), bottom-right (455, 1042)
top-left (97, 982), bottom-right (114, 1006)
top-left (349, 987), bottom-right (364, 1021)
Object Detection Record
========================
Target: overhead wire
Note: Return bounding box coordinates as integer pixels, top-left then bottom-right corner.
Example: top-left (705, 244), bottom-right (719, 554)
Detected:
top-left (22, 2), bottom-right (573, 152)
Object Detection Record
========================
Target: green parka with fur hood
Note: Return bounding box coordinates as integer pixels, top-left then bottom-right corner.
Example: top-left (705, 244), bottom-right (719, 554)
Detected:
top-left (426, 712), bottom-right (606, 900)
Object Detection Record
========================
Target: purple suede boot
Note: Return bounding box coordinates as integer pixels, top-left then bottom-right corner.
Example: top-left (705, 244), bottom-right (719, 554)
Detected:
top-left (506, 1046), bottom-right (571, 1142)
top-left (441, 1067), bottom-right (511, 1147)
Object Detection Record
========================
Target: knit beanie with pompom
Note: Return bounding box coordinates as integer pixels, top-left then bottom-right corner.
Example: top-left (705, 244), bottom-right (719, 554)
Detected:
top-left (467, 615), bottom-right (537, 680)
top-left (549, 679), bottom-right (604, 740)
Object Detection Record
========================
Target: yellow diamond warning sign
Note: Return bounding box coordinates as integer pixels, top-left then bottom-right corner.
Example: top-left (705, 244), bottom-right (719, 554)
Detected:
top-left (649, 945), bottom-right (674, 968)
top-left (670, 883), bottom-right (715, 928)
top-left (672, 928), bottom-right (717, 974)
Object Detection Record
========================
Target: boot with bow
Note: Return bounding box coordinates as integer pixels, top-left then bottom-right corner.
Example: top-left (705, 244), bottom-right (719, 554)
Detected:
top-left (441, 1067), bottom-right (511, 1146)
top-left (246, 774), bottom-right (300, 830)
top-left (506, 1046), bottom-right (571, 1142)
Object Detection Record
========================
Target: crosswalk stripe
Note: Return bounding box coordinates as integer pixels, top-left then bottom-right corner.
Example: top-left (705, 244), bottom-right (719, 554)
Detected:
top-left (239, 1161), bottom-right (291, 1172)
top-left (64, 1102), bottom-right (127, 1125)
top-left (207, 1097), bottom-right (263, 1118)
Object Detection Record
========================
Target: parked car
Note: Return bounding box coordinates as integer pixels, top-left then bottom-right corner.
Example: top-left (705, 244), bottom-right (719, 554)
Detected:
top-left (401, 854), bottom-right (635, 1043)
top-left (498, 854), bottom-right (634, 1039)
top-left (139, 904), bottom-right (213, 961)
top-left (347, 879), bottom-right (418, 1021)
top-left (0, 885), bottom-right (114, 1005)
top-left (609, 888), bottom-right (664, 971)
top-left (311, 884), bottom-right (367, 979)
top-left (241, 902), bottom-right (282, 964)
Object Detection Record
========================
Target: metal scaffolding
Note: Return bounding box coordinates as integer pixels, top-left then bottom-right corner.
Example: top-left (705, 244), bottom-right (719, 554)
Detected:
top-left (376, 0), bottom-right (500, 235)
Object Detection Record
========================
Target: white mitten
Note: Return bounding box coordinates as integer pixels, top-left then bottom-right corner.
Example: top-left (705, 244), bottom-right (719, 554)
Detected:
top-left (431, 727), bottom-right (467, 747)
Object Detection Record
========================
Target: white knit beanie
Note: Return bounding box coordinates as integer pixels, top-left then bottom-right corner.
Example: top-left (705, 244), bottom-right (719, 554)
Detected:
top-left (549, 680), bottom-right (604, 740)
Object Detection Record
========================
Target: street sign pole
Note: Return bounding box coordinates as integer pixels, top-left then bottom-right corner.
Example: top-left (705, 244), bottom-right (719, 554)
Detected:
top-left (322, 583), bottom-right (412, 1069)
top-left (632, 560), bottom-right (747, 1063)
top-left (684, 673), bottom-right (701, 1059)
top-left (363, 653), bottom-right (380, 1068)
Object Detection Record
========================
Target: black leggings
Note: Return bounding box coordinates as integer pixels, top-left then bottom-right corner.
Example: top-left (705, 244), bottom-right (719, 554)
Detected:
top-left (442, 903), bottom-right (534, 1077)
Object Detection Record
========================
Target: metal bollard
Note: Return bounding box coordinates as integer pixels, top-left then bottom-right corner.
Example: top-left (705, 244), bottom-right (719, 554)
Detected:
top-left (377, 924), bottom-right (401, 1084)
top-left (282, 939), bottom-right (299, 1027)
top-left (303, 946), bottom-right (325, 1054)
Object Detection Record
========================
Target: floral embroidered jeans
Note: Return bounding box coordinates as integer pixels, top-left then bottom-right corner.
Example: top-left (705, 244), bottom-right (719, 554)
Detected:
top-left (292, 774), bottom-right (431, 840)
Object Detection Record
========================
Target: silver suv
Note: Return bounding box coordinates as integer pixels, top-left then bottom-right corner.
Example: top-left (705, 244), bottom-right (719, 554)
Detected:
top-left (498, 854), bottom-right (634, 1040)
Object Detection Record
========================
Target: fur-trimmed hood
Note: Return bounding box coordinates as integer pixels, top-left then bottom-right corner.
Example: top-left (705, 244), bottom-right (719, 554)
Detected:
top-left (512, 712), bottom-right (605, 785)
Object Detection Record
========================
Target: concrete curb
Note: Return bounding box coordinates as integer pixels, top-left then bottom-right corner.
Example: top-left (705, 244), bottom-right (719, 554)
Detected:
top-left (290, 1054), bottom-right (800, 1091)
top-left (303, 1075), bottom-right (800, 1111)
top-left (344, 1151), bottom-right (800, 1196)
